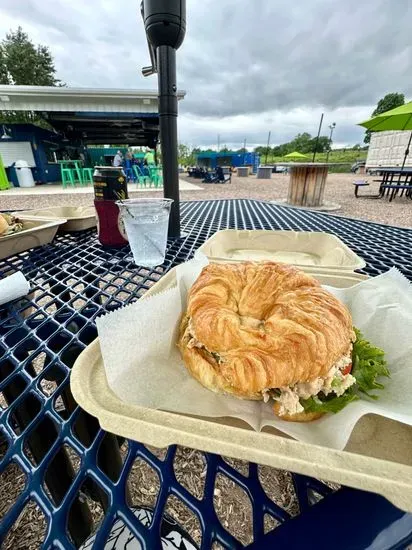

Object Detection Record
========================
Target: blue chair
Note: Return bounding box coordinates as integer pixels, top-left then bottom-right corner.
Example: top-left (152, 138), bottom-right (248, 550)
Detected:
top-left (124, 159), bottom-right (135, 183)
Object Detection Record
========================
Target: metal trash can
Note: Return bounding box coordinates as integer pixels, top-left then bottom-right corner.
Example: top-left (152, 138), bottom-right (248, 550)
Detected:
top-left (257, 166), bottom-right (272, 179)
top-left (237, 167), bottom-right (249, 177)
top-left (14, 160), bottom-right (35, 187)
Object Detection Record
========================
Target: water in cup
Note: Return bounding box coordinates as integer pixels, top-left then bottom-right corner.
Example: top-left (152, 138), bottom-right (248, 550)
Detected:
top-left (116, 199), bottom-right (173, 267)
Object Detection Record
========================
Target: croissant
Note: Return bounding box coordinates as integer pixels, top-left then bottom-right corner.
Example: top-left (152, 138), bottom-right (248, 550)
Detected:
top-left (178, 262), bottom-right (355, 422)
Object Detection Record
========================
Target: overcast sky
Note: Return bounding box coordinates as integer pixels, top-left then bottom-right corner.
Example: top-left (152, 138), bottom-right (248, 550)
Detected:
top-left (1, 0), bottom-right (412, 149)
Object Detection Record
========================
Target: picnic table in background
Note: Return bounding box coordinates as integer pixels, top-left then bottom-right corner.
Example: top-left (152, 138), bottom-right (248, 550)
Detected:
top-left (375, 167), bottom-right (412, 201)
top-left (1, 199), bottom-right (412, 549)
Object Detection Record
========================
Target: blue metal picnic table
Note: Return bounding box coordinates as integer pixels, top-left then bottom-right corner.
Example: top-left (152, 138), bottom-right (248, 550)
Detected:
top-left (1, 199), bottom-right (412, 549)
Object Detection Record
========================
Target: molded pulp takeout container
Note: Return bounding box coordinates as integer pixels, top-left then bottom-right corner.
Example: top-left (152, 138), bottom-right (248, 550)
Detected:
top-left (196, 229), bottom-right (366, 272)
top-left (71, 264), bottom-right (412, 514)
top-left (14, 206), bottom-right (96, 232)
top-left (0, 217), bottom-right (64, 260)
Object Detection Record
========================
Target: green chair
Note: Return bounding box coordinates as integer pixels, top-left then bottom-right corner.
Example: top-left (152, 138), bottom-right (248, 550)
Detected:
top-left (157, 166), bottom-right (163, 187)
top-left (72, 161), bottom-right (83, 185)
top-left (82, 168), bottom-right (94, 185)
top-left (148, 164), bottom-right (161, 187)
top-left (61, 166), bottom-right (75, 188)
top-left (133, 165), bottom-right (149, 188)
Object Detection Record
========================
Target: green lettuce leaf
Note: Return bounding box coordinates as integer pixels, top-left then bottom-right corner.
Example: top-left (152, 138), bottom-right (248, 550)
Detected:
top-left (301, 388), bottom-right (359, 414)
top-left (301, 328), bottom-right (389, 414)
top-left (351, 328), bottom-right (390, 398)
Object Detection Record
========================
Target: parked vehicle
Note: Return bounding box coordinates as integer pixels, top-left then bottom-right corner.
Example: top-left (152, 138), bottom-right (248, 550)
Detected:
top-left (351, 160), bottom-right (366, 173)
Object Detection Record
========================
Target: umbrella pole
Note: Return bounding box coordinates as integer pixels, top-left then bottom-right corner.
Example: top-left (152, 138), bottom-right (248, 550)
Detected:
top-left (157, 45), bottom-right (180, 238)
top-left (398, 131), bottom-right (412, 183)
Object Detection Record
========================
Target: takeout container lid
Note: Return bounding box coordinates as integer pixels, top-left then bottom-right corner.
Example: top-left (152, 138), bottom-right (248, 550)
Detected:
top-left (196, 230), bottom-right (366, 273)
top-left (13, 206), bottom-right (96, 232)
top-left (71, 265), bottom-right (412, 513)
top-left (0, 217), bottom-right (64, 260)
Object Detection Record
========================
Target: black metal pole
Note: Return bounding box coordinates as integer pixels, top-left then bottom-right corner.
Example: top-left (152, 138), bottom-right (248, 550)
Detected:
top-left (265, 131), bottom-right (271, 165)
top-left (398, 131), bottom-right (412, 184)
top-left (401, 131), bottom-right (412, 172)
top-left (312, 113), bottom-right (324, 162)
top-left (157, 45), bottom-right (180, 238)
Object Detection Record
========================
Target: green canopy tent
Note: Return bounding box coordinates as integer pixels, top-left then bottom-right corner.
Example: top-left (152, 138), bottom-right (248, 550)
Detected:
top-left (359, 102), bottom-right (412, 173)
top-left (283, 151), bottom-right (309, 161)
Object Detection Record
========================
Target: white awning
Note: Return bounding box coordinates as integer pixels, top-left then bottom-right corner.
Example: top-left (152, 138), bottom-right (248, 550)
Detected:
top-left (0, 85), bottom-right (185, 113)
top-left (0, 86), bottom-right (186, 146)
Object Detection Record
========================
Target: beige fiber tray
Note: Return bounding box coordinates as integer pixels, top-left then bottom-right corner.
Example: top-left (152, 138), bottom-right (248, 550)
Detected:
top-left (0, 218), bottom-right (63, 260)
top-left (196, 230), bottom-right (366, 271)
top-left (71, 266), bottom-right (412, 513)
top-left (15, 206), bottom-right (96, 232)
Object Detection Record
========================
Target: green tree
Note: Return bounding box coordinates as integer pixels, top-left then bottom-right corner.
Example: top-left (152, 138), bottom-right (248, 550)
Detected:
top-left (178, 143), bottom-right (198, 166)
top-left (364, 92), bottom-right (405, 144)
top-left (0, 27), bottom-right (61, 86)
top-left (310, 135), bottom-right (330, 153)
top-left (0, 27), bottom-right (62, 125)
top-left (290, 132), bottom-right (313, 153)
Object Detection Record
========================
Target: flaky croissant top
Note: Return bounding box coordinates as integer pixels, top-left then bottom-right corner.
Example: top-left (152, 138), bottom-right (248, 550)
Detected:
top-left (178, 262), bottom-right (354, 399)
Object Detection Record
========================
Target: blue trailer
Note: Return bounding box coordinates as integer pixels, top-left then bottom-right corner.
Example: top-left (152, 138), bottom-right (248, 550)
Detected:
top-left (196, 151), bottom-right (260, 173)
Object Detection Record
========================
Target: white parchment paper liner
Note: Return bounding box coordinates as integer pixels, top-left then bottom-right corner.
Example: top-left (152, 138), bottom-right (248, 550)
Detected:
top-left (96, 258), bottom-right (412, 450)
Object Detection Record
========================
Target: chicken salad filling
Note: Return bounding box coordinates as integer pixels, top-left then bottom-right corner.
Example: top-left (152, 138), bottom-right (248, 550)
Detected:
top-left (266, 351), bottom-right (356, 416)
top-left (185, 319), bottom-right (389, 417)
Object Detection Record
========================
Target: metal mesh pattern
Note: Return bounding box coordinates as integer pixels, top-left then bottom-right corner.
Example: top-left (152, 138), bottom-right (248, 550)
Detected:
top-left (1, 199), bottom-right (412, 549)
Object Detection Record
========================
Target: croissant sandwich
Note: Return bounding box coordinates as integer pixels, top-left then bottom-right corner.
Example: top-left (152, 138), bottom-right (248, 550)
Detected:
top-left (178, 261), bottom-right (389, 422)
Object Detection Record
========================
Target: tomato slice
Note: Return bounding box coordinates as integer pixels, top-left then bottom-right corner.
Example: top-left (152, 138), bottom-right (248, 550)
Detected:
top-left (341, 363), bottom-right (352, 376)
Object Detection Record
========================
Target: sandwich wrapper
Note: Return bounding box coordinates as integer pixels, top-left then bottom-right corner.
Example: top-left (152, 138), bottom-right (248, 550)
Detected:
top-left (96, 257), bottom-right (412, 451)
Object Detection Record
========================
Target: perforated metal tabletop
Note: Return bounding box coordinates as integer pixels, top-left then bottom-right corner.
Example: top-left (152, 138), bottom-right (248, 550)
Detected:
top-left (1, 199), bottom-right (412, 549)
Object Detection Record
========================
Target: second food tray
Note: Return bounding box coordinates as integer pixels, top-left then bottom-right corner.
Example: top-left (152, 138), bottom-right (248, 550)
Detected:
top-left (196, 229), bottom-right (366, 272)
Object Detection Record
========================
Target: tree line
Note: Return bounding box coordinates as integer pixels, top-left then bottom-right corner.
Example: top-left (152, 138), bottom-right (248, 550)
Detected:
top-left (254, 132), bottom-right (332, 157)
top-left (0, 27), bottom-right (61, 126)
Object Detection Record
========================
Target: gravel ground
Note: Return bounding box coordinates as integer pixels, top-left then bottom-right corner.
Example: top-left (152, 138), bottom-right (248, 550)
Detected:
top-left (1, 172), bottom-right (410, 547)
top-left (1, 173), bottom-right (411, 227)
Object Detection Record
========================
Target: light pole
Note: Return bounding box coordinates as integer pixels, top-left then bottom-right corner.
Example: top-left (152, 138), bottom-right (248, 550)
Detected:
top-left (312, 113), bottom-right (324, 162)
top-left (326, 122), bottom-right (336, 163)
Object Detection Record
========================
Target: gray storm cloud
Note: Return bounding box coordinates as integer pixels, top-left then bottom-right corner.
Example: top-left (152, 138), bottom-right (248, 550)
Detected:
top-left (0, 0), bottom-right (411, 146)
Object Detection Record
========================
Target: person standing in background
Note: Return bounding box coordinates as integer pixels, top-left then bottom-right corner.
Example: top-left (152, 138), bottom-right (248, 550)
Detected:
top-left (113, 150), bottom-right (123, 167)
top-left (144, 148), bottom-right (155, 166)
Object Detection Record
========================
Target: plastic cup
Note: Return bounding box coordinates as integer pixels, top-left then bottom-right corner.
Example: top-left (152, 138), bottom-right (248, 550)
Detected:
top-left (116, 198), bottom-right (173, 267)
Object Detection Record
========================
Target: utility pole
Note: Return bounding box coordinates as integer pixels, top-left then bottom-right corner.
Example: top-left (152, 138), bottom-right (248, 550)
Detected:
top-left (265, 131), bottom-right (271, 165)
top-left (312, 113), bottom-right (324, 162)
top-left (243, 138), bottom-right (247, 165)
top-left (217, 134), bottom-right (220, 152)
